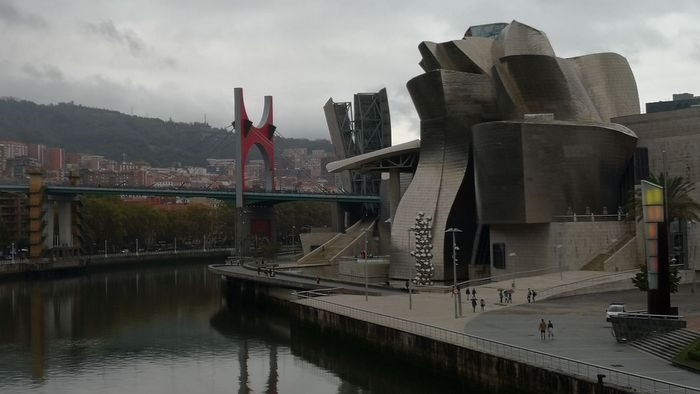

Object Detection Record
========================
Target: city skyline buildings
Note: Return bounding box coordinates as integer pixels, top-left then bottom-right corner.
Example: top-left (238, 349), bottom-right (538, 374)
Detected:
top-left (0, 136), bottom-right (337, 193)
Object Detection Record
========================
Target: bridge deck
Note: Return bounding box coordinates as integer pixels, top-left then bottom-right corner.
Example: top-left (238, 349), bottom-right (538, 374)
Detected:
top-left (0, 184), bottom-right (380, 204)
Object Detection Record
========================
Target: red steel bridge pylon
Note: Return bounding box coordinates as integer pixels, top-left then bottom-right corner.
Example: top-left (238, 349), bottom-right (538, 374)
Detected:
top-left (234, 88), bottom-right (276, 244)
top-left (234, 87), bottom-right (276, 209)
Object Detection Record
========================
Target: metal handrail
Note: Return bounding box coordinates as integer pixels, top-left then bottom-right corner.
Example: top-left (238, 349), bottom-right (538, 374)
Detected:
top-left (455, 267), bottom-right (558, 288)
top-left (618, 312), bottom-right (684, 320)
top-left (292, 288), bottom-right (343, 298)
top-left (294, 293), bottom-right (700, 393)
top-left (7, 248), bottom-right (236, 264)
top-left (536, 270), bottom-right (637, 299)
top-left (552, 213), bottom-right (625, 222)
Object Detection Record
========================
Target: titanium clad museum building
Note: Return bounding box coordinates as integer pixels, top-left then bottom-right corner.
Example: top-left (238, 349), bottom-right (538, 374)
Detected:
top-left (327, 21), bottom-right (700, 284)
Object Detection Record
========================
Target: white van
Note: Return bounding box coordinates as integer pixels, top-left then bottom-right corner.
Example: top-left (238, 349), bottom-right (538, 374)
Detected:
top-left (606, 303), bottom-right (626, 322)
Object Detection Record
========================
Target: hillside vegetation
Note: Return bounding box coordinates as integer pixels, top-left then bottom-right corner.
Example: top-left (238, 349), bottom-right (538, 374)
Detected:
top-left (0, 98), bottom-right (332, 167)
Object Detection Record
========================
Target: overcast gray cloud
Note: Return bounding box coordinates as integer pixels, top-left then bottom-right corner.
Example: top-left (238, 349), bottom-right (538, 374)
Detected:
top-left (0, 1), bottom-right (47, 28)
top-left (2, 0), bottom-right (700, 143)
top-left (86, 20), bottom-right (147, 56)
top-left (84, 19), bottom-right (178, 68)
top-left (21, 64), bottom-right (63, 82)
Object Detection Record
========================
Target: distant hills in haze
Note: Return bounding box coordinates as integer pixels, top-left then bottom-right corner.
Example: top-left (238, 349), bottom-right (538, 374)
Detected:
top-left (0, 98), bottom-right (333, 167)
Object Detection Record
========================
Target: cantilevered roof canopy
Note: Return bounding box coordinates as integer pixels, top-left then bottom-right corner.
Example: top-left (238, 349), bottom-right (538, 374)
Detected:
top-left (326, 139), bottom-right (420, 173)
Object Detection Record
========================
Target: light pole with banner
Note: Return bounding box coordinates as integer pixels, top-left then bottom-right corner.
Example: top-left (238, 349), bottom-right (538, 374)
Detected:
top-left (508, 252), bottom-right (517, 288)
top-left (556, 244), bottom-right (563, 280)
top-left (364, 229), bottom-right (369, 302)
top-left (641, 180), bottom-right (670, 315)
top-left (446, 228), bottom-right (462, 318)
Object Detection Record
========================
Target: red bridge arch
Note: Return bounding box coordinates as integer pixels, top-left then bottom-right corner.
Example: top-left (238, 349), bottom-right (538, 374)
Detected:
top-left (234, 87), bottom-right (275, 208)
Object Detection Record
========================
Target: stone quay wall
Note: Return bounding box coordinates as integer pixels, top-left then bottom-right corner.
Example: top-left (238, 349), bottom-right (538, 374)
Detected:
top-left (291, 302), bottom-right (633, 394)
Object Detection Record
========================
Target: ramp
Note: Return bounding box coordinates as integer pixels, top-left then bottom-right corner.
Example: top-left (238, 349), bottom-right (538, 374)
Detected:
top-left (296, 217), bottom-right (376, 265)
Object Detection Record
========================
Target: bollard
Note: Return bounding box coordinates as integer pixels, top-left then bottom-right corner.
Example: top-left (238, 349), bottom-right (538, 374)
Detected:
top-left (595, 374), bottom-right (606, 394)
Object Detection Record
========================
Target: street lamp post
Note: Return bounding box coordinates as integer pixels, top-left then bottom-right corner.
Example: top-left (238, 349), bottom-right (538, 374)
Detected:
top-left (174, 237), bottom-right (177, 253)
top-left (556, 244), bottom-right (563, 280)
top-left (10, 242), bottom-right (15, 264)
top-left (509, 252), bottom-right (517, 287)
top-left (407, 227), bottom-right (414, 310)
top-left (136, 238), bottom-right (139, 256)
top-left (104, 240), bottom-right (108, 258)
top-left (446, 228), bottom-right (462, 319)
top-left (364, 230), bottom-right (369, 302)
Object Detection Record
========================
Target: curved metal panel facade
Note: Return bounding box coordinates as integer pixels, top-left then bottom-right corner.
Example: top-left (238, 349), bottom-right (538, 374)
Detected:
top-left (473, 121), bottom-right (637, 224)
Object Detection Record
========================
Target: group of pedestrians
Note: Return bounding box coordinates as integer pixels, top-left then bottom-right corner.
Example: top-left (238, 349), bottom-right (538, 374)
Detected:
top-left (463, 287), bottom-right (486, 312)
top-left (256, 266), bottom-right (275, 277)
top-left (498, 288), bottom-right (514, 303)
top-left (538, 318), bottom-right (555, 340)
top-left (527, 288), bottom-right (538, 303)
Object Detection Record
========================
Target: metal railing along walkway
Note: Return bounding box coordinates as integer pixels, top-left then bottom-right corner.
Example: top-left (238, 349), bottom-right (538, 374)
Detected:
top-left (536, 270), bottom-right (637, 300)
top-left (293, 292), bottom-right (700, 394)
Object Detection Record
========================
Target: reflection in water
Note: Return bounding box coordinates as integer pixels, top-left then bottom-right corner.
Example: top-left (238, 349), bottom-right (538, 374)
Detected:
top-left (0, 263), bottom-right (493, 393)
top-left (30, 286), bottom-right (43, 381)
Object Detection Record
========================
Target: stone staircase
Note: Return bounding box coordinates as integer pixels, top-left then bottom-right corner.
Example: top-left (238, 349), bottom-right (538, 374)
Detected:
top-left (629, 328), bottom-right (700, 362)
top-left (296, 218), bottom-right (375, 265)
top-left (580, 233), bottom-right (635, 271)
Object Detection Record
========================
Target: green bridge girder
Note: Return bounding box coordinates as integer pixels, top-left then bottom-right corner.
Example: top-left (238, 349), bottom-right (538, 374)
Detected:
top-left (0, 184), bottom-right (380, 204)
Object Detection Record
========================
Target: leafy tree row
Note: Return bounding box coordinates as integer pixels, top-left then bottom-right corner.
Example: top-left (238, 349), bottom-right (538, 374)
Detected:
top-left (80, 196), bottom-right (334, 254)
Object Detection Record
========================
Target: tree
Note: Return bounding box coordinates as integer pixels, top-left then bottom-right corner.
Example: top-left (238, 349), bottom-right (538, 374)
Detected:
top-left (632, 263), bottom-right (681, 293)
top-left (0, 213), bottom-right (8, 252)
top-left (628, 173), bottom-right (700, 222)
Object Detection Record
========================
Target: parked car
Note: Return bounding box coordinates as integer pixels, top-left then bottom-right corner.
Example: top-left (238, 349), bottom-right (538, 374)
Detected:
top-left (606, 303), bottom-right (626, 322)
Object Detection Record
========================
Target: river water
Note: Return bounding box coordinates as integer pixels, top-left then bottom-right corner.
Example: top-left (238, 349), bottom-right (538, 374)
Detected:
top-left (0, 262), bottom-right (484, 394)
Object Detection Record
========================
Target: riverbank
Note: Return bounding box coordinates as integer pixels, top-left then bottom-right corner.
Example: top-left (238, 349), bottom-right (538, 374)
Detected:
top-left (0, 249), bottom-right (231, 280)
top-left (212, 262), bottom-right (700, 393)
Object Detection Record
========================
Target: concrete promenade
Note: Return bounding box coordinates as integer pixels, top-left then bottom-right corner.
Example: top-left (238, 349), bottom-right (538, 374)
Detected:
top-left (298, 273), bottom-right (700, 390)
top-left (212, 261), bottom-right (700, 390)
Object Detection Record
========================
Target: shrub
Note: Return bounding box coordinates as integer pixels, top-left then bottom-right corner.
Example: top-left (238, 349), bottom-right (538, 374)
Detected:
top-left (688, 342), bottom-right (700, 362)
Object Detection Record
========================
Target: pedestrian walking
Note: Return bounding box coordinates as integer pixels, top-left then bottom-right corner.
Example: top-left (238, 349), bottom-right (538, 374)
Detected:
top-left (527, 288), bottom-right (532, 303)
top-left (539, 319), bottom-right (547, 340)
top-left (480, 298), bottom-right (485, 311)
top-left (471, 288), bottom-right (477, 298)
top-left (498, 289), bottom-right (503, 303)
top-left (471, 298), bottom-right (477, 312)
top-left (547, 320), bottom-right (554, 339)
top-left (316, 276), bottom-right (320, 284)
top-left (465, 287), bottom-right (469, 297)
top-left (532, 289), bottom-right (537, 302)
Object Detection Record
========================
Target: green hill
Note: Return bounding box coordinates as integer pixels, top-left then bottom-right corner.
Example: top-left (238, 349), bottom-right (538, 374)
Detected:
top-left (0, 97), bottom-right (332, 167)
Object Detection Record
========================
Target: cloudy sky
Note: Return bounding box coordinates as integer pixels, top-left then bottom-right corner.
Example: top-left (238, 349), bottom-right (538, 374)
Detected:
top-left (2, 1), bottom-right (700, 143)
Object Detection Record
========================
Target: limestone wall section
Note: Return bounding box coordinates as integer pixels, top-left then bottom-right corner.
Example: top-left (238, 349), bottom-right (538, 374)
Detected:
top-left (489, 221), bottom-right (634, 275)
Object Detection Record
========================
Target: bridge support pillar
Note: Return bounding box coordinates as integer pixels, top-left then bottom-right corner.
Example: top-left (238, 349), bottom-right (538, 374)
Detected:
top-left (43, 197), bottom-right (76, 249)
top-left (28, 170), bottom-right (45, 259)
top-left (388, 169), bottom-right (401, 221)
top-left (242, 206), bottom-right (276, 257)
